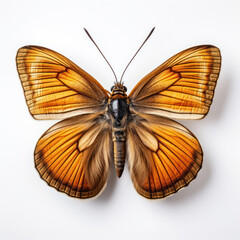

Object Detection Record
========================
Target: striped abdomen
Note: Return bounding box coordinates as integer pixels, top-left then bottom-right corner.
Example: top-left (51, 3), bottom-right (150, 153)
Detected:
top-left (112, 130), bottom-right (126, 178)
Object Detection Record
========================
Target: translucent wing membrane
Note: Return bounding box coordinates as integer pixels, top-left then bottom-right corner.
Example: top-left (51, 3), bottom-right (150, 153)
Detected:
top-left (35, 113), bottom-right (112, 198)
top-left (16, 46), bottom-right (109, 120)
top-left (129, 45), bottom-right (221, 119)
top-left (127, 114), bottom-right (203, 199)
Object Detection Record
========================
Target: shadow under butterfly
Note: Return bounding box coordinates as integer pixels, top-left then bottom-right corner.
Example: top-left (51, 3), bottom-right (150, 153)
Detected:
top-left (16, 28), bottom-right (221, 199)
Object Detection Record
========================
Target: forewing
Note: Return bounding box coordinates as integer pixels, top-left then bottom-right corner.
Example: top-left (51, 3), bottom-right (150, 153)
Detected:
top-left (35, 113), bottom-right (112, 199)
top-left (129, 45), bottom-right (221, 119)
top-left (127, 114), bottom-right (202, 199)
top-left (16, 46), bottom-right (109, 120)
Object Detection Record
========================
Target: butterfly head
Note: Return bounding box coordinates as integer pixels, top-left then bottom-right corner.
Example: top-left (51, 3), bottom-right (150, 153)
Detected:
top-left (110, 84), bottom-right (127, 96)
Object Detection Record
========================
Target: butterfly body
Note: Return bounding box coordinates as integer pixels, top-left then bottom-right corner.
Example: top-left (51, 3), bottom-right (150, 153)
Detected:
top-left (109, 84), bottom-right (129, 177)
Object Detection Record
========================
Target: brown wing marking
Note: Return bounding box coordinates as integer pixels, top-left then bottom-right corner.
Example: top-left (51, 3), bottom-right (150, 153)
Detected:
top-left (127, 114), bottom-right (202, 199)
top-left (16, 46), bottom-right (109, 120)
top-left (129, 45), bottom-right (221, 119)
top-left (35, 113), bottom-right (112, 199)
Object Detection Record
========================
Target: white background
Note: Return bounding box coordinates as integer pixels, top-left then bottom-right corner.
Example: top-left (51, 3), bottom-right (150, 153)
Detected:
top-left (0, 0), bottom-right (240, 239)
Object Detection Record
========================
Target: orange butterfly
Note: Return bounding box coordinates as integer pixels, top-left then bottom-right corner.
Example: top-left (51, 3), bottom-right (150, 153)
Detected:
top-left (16, 28), bottom-right (221, 199)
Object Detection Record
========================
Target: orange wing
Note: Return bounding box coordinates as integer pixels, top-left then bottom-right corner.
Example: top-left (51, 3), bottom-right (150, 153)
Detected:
top-left (35, 113), bottom-right (112, 198)
top-left (129, 45), bottom-right (221, 119)
top-left (16, 46), bottom-right (109, 120)
top-left (127, 114), bottom-right (202, 199)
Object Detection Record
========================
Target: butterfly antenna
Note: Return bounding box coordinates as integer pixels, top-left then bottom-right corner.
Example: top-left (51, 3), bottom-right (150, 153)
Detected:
top-left (119, 27), bottom-right (155, 84)
top-left (84, 28), bottom-right (118, 84)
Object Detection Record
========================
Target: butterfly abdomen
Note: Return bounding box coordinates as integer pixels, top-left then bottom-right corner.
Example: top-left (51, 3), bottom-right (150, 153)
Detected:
top-left (109, 87), bottom-right (128, 178)
top-left (112, 131), bottom-right (126, 178)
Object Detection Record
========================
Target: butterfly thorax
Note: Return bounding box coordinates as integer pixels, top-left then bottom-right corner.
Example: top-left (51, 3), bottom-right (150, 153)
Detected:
top-left (109, 85), bottom-right (129, 178)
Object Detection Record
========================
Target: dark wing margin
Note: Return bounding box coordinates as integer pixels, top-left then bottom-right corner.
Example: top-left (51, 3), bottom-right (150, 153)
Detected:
top-left (129, 45), bottom-right (221, 119)
top-left (16, 46), bottom-right (109, 120)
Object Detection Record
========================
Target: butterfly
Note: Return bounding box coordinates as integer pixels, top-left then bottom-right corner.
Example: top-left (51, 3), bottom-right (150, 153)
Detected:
top-left (16, 28), bottom-right (221, 199)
